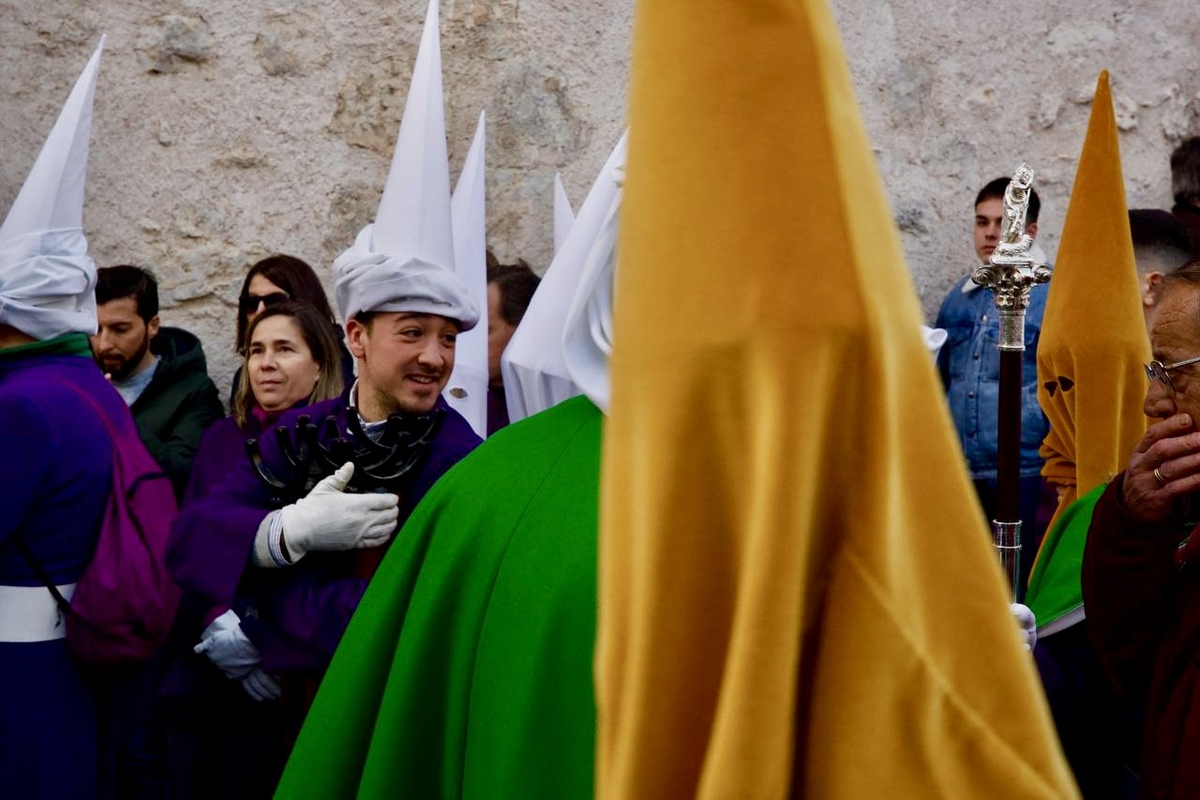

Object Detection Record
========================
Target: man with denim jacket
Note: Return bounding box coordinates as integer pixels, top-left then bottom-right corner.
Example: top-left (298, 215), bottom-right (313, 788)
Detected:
top-left (934, 177), bottom-right (1051, 600)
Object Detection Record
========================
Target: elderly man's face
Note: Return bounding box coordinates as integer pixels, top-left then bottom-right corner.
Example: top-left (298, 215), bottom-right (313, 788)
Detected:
top-left (346, 311), bottom-right (458, 420)
top-left (1145, 283), bottom-right (1200, 423)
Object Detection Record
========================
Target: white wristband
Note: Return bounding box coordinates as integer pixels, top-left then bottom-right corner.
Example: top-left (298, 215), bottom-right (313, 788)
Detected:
top-left (251, 511), bottom-right (292, 568)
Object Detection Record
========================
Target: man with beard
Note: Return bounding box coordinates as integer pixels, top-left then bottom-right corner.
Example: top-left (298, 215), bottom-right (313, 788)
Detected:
top-left (93, 264), bottom-right (223, 498)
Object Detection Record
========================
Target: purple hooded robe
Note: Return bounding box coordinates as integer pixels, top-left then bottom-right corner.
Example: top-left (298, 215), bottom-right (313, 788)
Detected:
top-left (0, 349), bottom-right (114, 799)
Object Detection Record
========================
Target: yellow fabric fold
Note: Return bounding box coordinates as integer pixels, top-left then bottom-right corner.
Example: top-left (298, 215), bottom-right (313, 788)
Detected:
top-left (1037, 71), bottom-right (1150, 536)
top-left (596, 0), bottom-right (1079, 797)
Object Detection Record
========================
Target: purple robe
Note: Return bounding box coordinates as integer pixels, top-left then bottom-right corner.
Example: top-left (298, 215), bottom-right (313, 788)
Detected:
top-left (0, 351), bottom-right (116, 800)
top-left (167, 394), bottom-right (480, 671)
top-left (487, 386), bottom-right (510, 436)
top-left (168, 412), bottom-right (303, 800)
top-left (182, 415), bottom-right (254, 508)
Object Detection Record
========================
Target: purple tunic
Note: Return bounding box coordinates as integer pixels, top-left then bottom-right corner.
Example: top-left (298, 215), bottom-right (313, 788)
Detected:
top-left (182, 415), bottom-right (254, 508)
top-left (0, 351), bottom-right (116, 800)
top-left (167, 395), bottom-right (480, 671)
top-left (487, 386), bottom-right (510, 436)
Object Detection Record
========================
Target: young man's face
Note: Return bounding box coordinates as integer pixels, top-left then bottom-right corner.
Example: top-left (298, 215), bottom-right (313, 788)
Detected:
top-left (92, 297), bottom-right (160, 380)
top-left (346, 311), bottom-right (458, 419)
top-left (973, 196), bottom-right (1038, 263)
top-left (486, 282), bottom-right (516, 389)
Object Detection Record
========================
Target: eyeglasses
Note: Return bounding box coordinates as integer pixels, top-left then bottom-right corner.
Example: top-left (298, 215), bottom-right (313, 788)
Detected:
top-left (240, 292), bottom-right (289, 314)
top-left (1145, 355), bottom-right (1200, 394)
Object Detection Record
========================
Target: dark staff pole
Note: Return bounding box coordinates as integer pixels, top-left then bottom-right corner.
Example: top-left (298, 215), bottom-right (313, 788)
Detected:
top-left (992, 316), bottom-right (1026, 597)
top-left (972, 164), bottom-right (1051, 598)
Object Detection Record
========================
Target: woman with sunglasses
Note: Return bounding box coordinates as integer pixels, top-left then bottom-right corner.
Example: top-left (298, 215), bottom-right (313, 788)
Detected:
top-left (166, 302), bottom-right (345, 800)
top-left (229, 255), bottom-right (355, 406)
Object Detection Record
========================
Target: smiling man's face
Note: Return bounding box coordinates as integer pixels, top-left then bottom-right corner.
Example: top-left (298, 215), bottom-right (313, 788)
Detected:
top-left (346, 311), bottom-right (459, 421)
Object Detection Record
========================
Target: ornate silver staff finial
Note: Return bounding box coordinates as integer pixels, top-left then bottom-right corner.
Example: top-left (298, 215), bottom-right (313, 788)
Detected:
top-left (971, 163), bottom-right (1051, 597)
top-left (971, 164), bottom-right (1052, 351)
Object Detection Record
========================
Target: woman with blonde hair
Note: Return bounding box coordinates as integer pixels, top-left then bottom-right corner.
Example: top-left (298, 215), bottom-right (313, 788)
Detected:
top-left (185, 302), bottom-right (343, 503)
top-left (166, 302), bottom-right (344, 800)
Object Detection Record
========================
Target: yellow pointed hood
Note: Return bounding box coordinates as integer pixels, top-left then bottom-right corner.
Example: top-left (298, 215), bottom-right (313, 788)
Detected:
top-left (1038, 71), bottom-right (1150, 533)
top-left (596, 0), bottom-right (1078, 797)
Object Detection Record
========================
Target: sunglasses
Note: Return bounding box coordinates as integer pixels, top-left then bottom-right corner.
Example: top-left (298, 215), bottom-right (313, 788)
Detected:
top-left (240, 291), bottom-right (290, 314)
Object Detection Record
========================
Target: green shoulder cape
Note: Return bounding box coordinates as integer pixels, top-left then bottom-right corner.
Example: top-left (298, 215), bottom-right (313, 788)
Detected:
top-left (276, 394), bottom-right (602, 798)
top-left (1025, 482), bottom-right (1106, 636)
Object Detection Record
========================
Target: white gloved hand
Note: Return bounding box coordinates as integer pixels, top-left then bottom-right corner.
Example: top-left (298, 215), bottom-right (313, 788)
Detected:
top-left (240, 667), bottom-right (282, 702)
top-left (279, 462), bottom-right (400, 562)
top-left (194, 610), bottom-right (261, 680)
top-left (1011, 603), bottom-right (1037, 652)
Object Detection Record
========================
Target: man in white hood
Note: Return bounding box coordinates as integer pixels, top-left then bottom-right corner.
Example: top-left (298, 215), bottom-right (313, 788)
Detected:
top-left (0, 39), bottom-right (118, 799)
top-left (275, 133), bottom-right (625, 800)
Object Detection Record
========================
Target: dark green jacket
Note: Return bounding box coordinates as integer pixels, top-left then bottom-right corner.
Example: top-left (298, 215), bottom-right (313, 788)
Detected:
top-left (131, 326), bottom-right (224, 499)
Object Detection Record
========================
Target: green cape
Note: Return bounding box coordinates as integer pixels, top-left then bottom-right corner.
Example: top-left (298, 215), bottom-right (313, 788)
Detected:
top-left (276, 394), bottom-right (601, 798)
top-left (1025, 482), bottom-right (1106, 636)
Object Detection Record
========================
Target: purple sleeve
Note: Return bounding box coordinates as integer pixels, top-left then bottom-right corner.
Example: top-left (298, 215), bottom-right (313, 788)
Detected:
top-left (167, 443), bottom-right (273, 610)
top-left (179, 417), bottom-right (241, 507)
top-left (241, 562), bottom-right (368, 672)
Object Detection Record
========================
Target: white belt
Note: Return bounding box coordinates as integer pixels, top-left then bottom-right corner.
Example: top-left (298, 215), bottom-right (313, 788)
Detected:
top-left (0, 583), bottom-right (76, 643)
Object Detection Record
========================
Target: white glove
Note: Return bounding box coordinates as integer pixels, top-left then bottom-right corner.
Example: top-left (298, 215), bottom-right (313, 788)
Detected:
top-left (194, 610), bottom-right (261, 680)
top-left (278, 462), bottom-right (399, 562)
top-left (1011, 603), bottom-right (1037, 652)
top-left (240, 667), bottom-right (282, 702)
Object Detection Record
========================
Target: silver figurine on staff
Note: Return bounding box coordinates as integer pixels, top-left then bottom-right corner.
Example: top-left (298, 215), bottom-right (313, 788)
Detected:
top-left (971, 164), bottom-right (1051, 597)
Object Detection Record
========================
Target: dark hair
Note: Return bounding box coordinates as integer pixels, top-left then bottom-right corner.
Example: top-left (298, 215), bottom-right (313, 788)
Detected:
top-left (233, 301), bottom-right (344, 427)
top-left (95, 265), bottom-right (159, 322)
top-left (1129, 209), bottom-right (1193, 275)
top-left (486, 260), bottom-right (541, 327)
top-left (236, 254), bottom-right (336, 351)
top-left (1171, 137), bottom-right (1200, 205)
top-left (349, 311), bottom-right (466, 335)
top-left (975, 177), bottom-right (1041, 225)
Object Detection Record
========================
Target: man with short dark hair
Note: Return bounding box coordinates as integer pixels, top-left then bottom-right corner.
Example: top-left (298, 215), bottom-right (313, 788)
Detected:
top-left (934, 177), bottom-right (1051, 599)
top-left (1129, 208), bottom-right (1195, 329)
top-left (92, 264), bottom-right (223, 498)
top-left (1170, 136), bottom-right (1200, 257)
top-left (486, 259), bottom-right (540, 433)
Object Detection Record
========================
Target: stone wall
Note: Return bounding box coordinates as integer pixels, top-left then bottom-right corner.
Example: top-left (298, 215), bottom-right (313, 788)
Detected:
top-left (2, 0), bottom-right (1197, 395)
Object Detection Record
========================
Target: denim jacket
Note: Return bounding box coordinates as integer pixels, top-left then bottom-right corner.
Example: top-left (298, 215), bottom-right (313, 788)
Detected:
top-left (934, 274), bottom-right (1051, 480)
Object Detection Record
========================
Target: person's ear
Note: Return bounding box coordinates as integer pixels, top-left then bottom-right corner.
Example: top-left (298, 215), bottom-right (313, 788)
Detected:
top-left (345, 318), bottom-right (367, 359)
top-left (1144, 272), bottom-right (1163, 307)
top-left (1026, 221), bottom-right (1039, 240)
top-left (147, 314), bottom-right (161, 339)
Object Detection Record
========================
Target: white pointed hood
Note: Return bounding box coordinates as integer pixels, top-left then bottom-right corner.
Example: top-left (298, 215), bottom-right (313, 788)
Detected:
top-left (445, 111), bottom-right (489, 436)
top-left (0, 37), bottom-right (105, 340)
top-left (333, 0), bottom-right (478, 331)
top-left (502, 130), bottom-right (627, 422)
top-left (554, 172), bottom-right (575, 254)
top-left (562, 161), bottom-right (621, 413)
